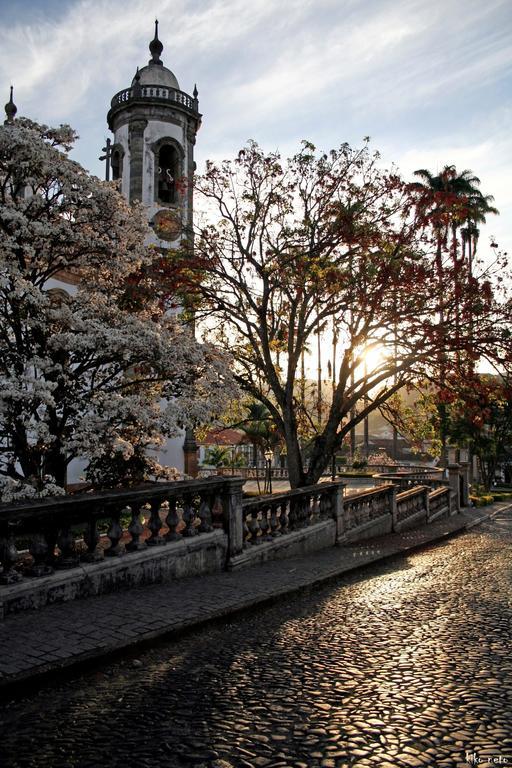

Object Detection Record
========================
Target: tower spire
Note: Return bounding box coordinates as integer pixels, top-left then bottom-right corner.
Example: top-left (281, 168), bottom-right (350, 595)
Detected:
top-left (149, 18), bottom-right (163, 66)
top-left (4, 85), bottom-right (17, 124)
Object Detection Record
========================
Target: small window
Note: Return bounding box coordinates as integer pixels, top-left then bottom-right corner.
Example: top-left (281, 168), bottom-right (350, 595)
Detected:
top-left (157, 145), bottom-right (179, 204)
top-left (111, 150), bottom-right (122, 181)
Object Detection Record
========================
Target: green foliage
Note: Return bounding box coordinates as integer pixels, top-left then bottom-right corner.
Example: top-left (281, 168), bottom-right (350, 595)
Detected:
top-left (379, 387), bottom-right (441, 458)
top-left (204, 446), bottom-right (231, 468)
top-left (237, 402), bottom-right (280, 450)
top-left (352, 450), bottom-right (368, 470)
top-left (447, 376), bottom-right (512, 491)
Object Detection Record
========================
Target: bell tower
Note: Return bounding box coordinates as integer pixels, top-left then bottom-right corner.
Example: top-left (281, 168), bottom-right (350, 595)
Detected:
top-left (106, 21), bottom-right (202, 476)
top-left (107, 20), bottom-right (201, 251)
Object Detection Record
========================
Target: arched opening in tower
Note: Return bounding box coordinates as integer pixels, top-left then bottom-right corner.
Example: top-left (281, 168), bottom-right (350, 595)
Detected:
top-left (157, 145), bottom-right (178, 204)
top-left (111, 150), bottom-right (123, 181)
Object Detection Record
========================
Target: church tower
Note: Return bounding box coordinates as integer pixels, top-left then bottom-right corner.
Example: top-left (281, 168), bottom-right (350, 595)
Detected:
top-left (106, 20), bottom-right (201, 253)
top-left (106, 22), bottom-right (202, 476)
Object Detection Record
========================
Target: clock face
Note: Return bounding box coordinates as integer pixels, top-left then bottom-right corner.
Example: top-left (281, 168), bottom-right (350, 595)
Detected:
top-left (153, 209), bottom-right (183, 242)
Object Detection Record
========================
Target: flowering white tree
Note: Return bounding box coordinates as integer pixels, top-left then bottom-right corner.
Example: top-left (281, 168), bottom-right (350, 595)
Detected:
top-left (0, 118), bottom-right (237, 499)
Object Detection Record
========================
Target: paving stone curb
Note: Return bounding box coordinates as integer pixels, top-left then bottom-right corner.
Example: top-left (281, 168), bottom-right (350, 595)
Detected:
top-left (0, 502), bottom-right (508, 696)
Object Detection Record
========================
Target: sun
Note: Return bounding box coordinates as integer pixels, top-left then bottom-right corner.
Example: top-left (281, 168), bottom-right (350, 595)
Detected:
top-left (362, 343), bottom-right (387, 374)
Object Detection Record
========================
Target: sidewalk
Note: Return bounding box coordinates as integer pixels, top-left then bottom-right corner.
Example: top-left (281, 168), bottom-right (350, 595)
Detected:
top-left (0, 503), bottom-right (507, 695)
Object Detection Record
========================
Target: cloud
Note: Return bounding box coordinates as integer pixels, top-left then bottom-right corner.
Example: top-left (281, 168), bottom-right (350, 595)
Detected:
top-left (0, 0), bottom-right (509, 253)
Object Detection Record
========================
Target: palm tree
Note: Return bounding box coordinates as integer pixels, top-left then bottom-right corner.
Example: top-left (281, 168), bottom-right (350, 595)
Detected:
top-left (237, 402), bottom-right (279, 494)
top-left (411, 165), bottom-right (482, 265)
top-left (460, 191), bottom-right (498, 275)
top-left (205, 446), bottom-right (231, 469)
top-left (411, 164), bottom-right (498, 465)
top-left (412, 165), bottom-right (497, 272)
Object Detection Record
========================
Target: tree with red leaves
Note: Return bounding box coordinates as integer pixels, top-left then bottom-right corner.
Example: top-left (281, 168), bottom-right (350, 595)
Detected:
top-left (445, 375), bottom-right (512, 490)
top-left (188, 140), bottom-right (511, 488)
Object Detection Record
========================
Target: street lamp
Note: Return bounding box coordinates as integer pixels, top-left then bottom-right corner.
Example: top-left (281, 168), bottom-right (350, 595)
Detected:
top-left (264, 449), bottom-right (273, 495)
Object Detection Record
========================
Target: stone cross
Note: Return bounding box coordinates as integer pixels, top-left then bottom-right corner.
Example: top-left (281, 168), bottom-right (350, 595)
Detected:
top-left (99, 138), bottom-right (112, 181)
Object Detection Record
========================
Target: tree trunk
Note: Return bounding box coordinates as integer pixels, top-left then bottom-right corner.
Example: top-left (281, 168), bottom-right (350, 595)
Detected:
top-left (43, 445), bottom-right (67, 488)
top-left (282, 405), bottom-right (306, 488)
top-left (304, 417), bottom-right (339, 486)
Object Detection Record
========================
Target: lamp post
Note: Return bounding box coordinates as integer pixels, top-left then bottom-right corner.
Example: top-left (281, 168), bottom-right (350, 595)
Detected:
top-left (264, 449), bottom-right (273, 495)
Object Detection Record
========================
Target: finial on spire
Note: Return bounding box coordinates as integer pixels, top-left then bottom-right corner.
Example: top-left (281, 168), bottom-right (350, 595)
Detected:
top-left (4, 85), bottom-right (17, 124)
top-left (149, 18), bottom-right (164, 65)
top-left (193, 84), bottom-right (198, 99)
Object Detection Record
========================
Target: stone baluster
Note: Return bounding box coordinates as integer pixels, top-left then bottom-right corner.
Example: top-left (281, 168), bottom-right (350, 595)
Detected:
top-left (296, 495), bottom-right (306, 527)
top-left (247, 509), bottom-right (260, 544)
top-left (82, 513), bottom-right (103, 562)
top-left (0, 524), bottom-right (22, 584)
top-left (28, 531), bottom-right (54, 576)
top-left (211, 495), bottom-right (224, 529)
top-left (243, 513), bottom-right (251, 548)
top-left (319, 492), bottom-right (330, 519)
top-left (354, 500), bottom-right (362, 527)
top-left (56, 523), bottom-right (79, 569)
top-left (310, 492), bottom-right (320, 521)
top-left (127, 503), bottom-right (147, 551)
top-left (269, 501), bottom-right (281, 536)
top-left (307, 493), bottom-right (314, 522)
top-left (278, 500), bottom-right (289, 535)
top-left (259, 503), bottom-right (272, 541)
top-left (424, 487), bottom-right (430, 521)
top-left (198, 494), bottom-right (213, 533)
top-left (106, 509), bottom-right (125, 556)
top-left (147, 499), bottom-right (165, 546)
top-left (43, 526), bottom-right (58, 566)
top-left (343, 500), bottom-right (353, 531)
top-left (288, 498), bottom-right (298, 530)
top-left (182, 494), bottom-right (198, 537)
top-left (165, 498), bottom-right (182, 541)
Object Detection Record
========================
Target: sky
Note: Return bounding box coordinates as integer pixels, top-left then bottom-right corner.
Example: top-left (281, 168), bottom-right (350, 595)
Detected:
top-left (0, 0), bottom-right (510, 254)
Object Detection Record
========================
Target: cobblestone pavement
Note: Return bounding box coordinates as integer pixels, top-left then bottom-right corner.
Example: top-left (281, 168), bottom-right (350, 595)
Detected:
top-left (1, 508), bottom-right (511, 768)
top-left (0, 508), bottom-right (491, 688)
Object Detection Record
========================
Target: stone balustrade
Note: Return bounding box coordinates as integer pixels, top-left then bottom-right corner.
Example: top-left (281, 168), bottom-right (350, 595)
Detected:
top-left (110, 85), bottom-right (197, 112)
top-left (201, 464), bottom-right (446, 483)
top-left (428, 486), bottom-right (452, 521)
top-left (0, 478), bottom-right (238, 586)
top-left (0, 473), bottom-right (460, 616)
top-left (241, 483), bottom-right (342, 547)
top-left (374, 469), bottom-right (447, 491)
top-left (342, 486), bottom-right (395, 534)
top-left (395, 485), bottom-right (430, 529)
top-left (216, 467), bottom-right (292, 480)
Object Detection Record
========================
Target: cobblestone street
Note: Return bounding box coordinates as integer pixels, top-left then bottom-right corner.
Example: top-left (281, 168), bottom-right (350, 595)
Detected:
top-left (1, 510), bottom-right (511, 768)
